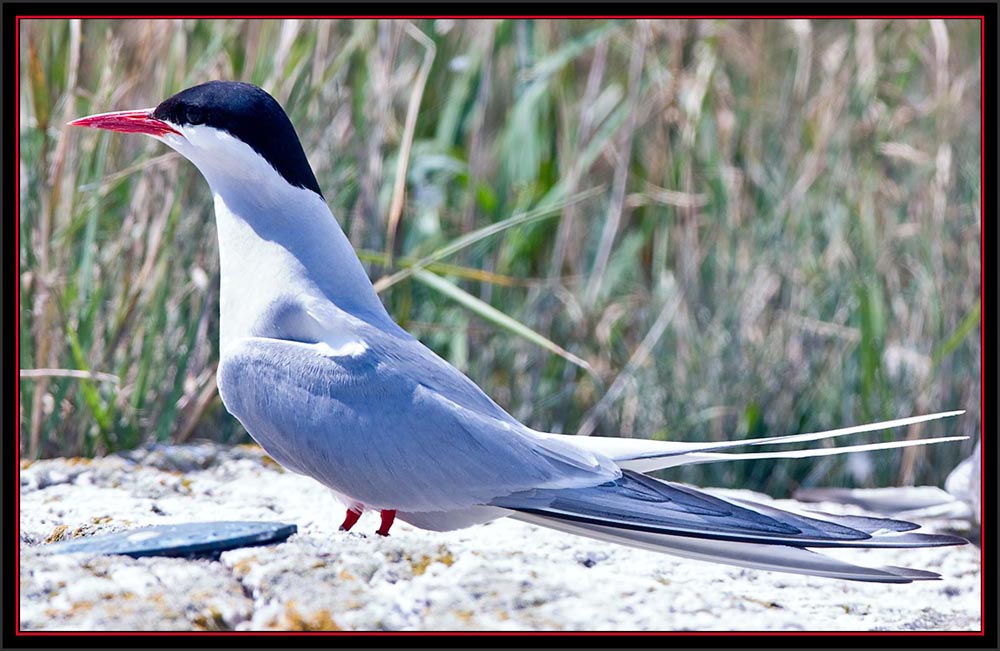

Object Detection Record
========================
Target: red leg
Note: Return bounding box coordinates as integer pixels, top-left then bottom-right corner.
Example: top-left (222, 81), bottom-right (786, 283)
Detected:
top-left (376, 509), bottom-right (397, 536)
top-left (339, 505), bottom-right (363, 531)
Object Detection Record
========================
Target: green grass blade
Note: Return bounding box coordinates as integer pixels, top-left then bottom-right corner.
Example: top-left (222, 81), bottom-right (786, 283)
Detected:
top-left (932, 304), bottom-right (981, 368)
top-left (373, 186), bottom-right (604, 292)
top-left (412, 268), bottom-right (594, 375)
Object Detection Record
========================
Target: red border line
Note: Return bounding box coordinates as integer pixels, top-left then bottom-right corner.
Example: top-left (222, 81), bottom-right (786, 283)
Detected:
top-left (13, 15), bottom-right (991, 20)
top-left (15, 14), bottom-right (21, 634)
top-left (979, 13), bottom-right (986, 632)
top-left (14, 15), bottom-right (987, 637)
top-left (13, 630), bottom-right (987, 637)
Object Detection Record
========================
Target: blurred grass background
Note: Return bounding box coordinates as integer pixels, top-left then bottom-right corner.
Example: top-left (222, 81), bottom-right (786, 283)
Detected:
top-left (18, 18), bottom-right (981, 496)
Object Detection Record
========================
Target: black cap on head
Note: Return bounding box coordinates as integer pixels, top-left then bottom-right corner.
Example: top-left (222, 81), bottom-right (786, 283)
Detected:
top-left (153, 81), bottom-right (323, 198)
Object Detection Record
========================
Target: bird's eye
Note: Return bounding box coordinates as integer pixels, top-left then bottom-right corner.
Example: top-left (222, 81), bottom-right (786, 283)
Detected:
top-left (186, 106), bottom-right (206, 125)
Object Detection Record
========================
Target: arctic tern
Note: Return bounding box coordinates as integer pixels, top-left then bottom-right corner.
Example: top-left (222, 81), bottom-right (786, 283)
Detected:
top-left (70, 80), bottom-right (970, 582)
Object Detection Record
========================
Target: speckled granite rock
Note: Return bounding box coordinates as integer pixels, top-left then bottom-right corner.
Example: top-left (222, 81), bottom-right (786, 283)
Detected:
top-left (18, 444), bottom-right (982, 631)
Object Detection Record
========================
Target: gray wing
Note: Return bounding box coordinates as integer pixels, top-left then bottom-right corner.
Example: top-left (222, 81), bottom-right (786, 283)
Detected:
top-left (217, 335), bottom-right (619, 513)
top-left (495, 471), bottom-right (967, 583)
top-left (492, 471), bottom-right (963, 547)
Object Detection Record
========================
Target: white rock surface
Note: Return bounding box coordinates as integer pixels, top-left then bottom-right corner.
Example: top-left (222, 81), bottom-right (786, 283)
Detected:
top-left (19, 444), bottom-right (981, 631)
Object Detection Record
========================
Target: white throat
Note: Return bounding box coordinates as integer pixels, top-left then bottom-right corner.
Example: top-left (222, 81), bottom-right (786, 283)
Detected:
top-left (158, 124), bottom-right (391, 349)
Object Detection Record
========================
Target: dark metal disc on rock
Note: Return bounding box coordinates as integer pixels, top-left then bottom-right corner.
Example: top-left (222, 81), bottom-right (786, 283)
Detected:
top-left (42, 521), bottom-right (297, 560)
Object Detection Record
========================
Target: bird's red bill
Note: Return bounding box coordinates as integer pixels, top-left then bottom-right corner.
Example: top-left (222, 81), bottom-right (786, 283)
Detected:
top-left (68, 109), bottom-right (180, 137)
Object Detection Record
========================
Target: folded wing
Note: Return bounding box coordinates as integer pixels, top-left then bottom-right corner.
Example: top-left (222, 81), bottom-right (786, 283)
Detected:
top-left (217, 335), bottom-right (620, 513)
top-left (492, 470), bottom-right (967, 582)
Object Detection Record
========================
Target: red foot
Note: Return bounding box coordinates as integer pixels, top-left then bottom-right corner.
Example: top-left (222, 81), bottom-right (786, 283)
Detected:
top-left (376, 509), bottom-right (397, 536)
top-left (339, 506), bottom-right (363, 531)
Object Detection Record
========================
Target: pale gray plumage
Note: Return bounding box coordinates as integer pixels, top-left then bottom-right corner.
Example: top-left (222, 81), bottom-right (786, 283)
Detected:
top-left (217, 333), bottom-right (619, 513)
top-left (71, 81), bottom-right (971, 583)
